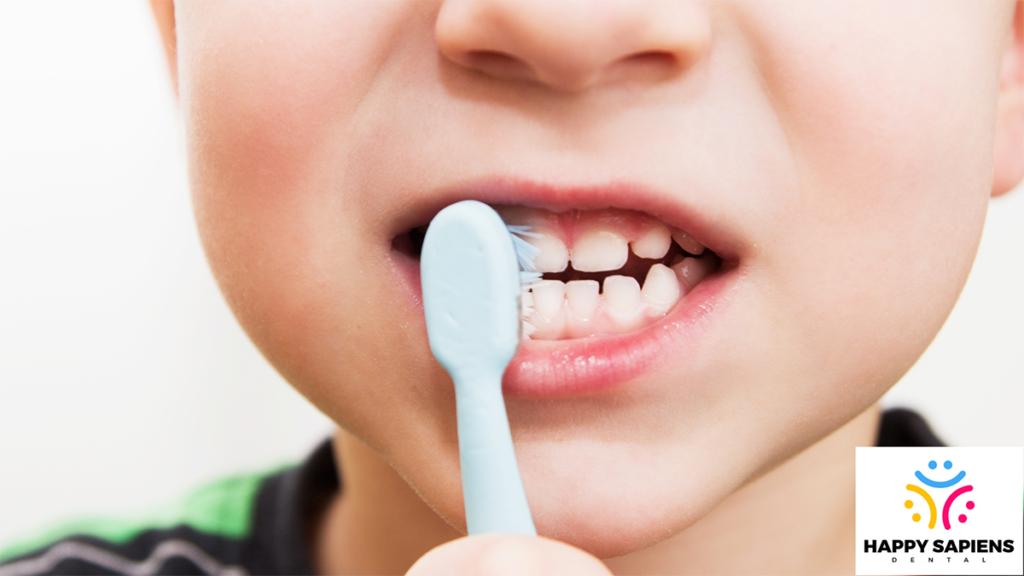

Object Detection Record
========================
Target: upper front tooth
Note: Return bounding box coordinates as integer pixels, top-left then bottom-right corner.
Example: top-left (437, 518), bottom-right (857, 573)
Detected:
top-left (631, 225), bottom-right (672, 259)
top-left (571, 230), bottom-right (628, 272)
top-left (566, 280), bottom-right (599, 320)
top-left (531, 280), bottom-right (566, 319)
top-left (527, 232), bottom-right (569, 273)
top-left (603, 275), bottom-right (641, 315)
top-left (671, 229), bottom-right (705, 255)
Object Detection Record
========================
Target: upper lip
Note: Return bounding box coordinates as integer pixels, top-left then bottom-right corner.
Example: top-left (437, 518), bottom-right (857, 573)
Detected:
top-left (388, 176), bottom-right (744, 262)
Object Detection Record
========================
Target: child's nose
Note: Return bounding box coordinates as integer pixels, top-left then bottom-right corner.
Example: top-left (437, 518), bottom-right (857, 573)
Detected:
top-left (435, 0), bottom-right (711, 92)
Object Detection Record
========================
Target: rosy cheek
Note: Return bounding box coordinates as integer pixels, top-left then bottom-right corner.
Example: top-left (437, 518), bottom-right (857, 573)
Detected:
top-left (173, 5), bottom-right (412, 375)
top-left (750, 5), bottom-right (995, 266)
top-left (179, 3), bottom-right (418, 215)
top-left (752, 4), bottom-right (998, 207)
top-left (724, 4), bottom-right (1001, 389)
top-left (177, 4), bottom-right (413, 290)
top-left (182, 11), bottom-right (351, 192)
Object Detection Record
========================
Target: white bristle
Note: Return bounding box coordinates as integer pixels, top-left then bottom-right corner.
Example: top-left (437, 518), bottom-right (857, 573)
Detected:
top-left (510, 226), bottom-right (543, 334)
top-left (520, 271), bottom-right (543, 284)
top-left (507, 226), bottom-right (541, 275)
top-left (506, 225), bottom-right (542, 239)
top-left (510, 236), bottom-right (540, 273)
top-left (520, 289), bottom-right (535, 319)
top-left (521, 319), bottom-right (537, 340)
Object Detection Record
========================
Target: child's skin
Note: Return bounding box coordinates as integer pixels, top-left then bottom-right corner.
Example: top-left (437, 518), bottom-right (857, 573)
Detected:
top-left (151, 1), bottom-right (1023, 574)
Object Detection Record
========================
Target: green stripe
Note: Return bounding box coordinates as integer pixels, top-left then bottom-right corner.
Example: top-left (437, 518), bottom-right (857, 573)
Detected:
top-left (0, 465), bottom-right (290, 562)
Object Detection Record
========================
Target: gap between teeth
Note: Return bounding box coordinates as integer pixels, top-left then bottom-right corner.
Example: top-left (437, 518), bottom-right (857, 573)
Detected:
top-left (509, 215), bottom-right (715, 341)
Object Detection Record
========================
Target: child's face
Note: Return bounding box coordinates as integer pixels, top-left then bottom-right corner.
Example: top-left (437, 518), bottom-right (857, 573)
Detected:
top-left (174, 1), bottom-right (1018, 556)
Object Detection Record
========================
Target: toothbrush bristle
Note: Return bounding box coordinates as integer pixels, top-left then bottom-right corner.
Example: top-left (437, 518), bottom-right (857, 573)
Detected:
top-left (508, 227), bottom-right (541, 277)
top-left (520, 289), bottom-right (535, 318)
top-left (520, 271), bottom-right (543, 284)
top-left (510, 226), bottom-right (542, 334)
top-left (521, 319), bottom-right (538, 340)
top-left (506, 225), bottom-right (542, 239)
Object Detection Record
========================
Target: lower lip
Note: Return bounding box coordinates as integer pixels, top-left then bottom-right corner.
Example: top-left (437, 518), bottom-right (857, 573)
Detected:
top-left (502, 267), bottom-right (732, 397)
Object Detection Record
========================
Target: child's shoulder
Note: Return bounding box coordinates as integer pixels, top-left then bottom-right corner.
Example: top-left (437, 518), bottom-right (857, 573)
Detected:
top-left (0, 442), bottom-right (336, 576)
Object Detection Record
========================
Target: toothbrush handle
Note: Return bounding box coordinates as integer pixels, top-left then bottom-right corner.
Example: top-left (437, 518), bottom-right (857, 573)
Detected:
top-left (454, 369), bottom-right (537, 536)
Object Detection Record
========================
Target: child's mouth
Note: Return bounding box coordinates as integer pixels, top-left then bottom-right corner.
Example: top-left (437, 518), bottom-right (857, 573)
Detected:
top-left (494, 206), bottom-right (721, 340)
top-left (389, 182), bottom-right (739, 397)
top-left (395, 207), bottom-right (722, 340)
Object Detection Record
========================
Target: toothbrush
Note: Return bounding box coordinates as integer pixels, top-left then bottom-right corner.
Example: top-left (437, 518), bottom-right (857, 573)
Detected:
top-left (420, 200), bottom-right (540, 536)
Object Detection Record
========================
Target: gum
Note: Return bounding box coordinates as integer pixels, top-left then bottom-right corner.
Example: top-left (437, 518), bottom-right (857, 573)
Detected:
top-left (495, 206), bottom-right (669, 248)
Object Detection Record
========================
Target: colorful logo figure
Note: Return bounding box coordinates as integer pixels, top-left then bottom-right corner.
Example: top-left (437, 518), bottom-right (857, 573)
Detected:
top-left (905, 460), bottom-right (975, 530)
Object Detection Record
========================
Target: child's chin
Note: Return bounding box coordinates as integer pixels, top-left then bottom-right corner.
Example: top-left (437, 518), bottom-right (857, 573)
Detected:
top-left (506, 440), bottom-right (742, 559)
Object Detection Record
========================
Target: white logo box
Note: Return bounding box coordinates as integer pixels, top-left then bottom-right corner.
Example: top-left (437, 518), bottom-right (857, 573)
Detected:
top-left (855, 447), bottom-right (1022, 575)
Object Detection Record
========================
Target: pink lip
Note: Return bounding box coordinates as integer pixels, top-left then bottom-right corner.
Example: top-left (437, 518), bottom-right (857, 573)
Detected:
top-left (387, 177), bottom-right (744, 262)
top-left (390, 177), bottom-right (743, 398)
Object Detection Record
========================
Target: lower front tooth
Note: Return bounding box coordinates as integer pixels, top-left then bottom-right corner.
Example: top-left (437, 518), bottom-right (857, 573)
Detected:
top-left (566, 280), bottom-right (599, 320)
top-left (531, 280), bottom-right (566, 319)
top-left (641, 263), bottom-right (681, 310)
top-left (603, 275), bottom-right (641, 315)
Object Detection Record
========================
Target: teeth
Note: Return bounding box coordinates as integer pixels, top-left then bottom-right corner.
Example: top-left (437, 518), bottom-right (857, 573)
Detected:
top-left (630, 225), bottom-right (672, 259)
top-left (671, 229), bottom-right (705, 256)
top-left (671, 256), bottom-right (714, 291)
top-left (527, 233), bottom-right (569, 273)
top-left (641, 264), bottom-right (681, 310)
top-left (531, 280), bottom-right (566, 319)
top-left (571, 229), bottom-right (628, 272)
top-left (602, 275), bottom-right (641, 315)
top-left (566, 280), bottom-right (599, 320)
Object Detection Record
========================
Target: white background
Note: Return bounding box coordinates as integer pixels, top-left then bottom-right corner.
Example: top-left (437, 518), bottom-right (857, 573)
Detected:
top-left (1, 1), bottom-right (1022, 547)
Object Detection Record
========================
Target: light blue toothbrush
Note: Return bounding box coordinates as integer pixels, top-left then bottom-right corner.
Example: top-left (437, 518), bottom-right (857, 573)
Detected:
top-left (420, 200), bottom-right (540, 536)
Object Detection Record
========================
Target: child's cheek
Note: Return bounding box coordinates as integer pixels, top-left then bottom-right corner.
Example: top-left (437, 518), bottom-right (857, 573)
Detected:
top-left (741, 3), bottom-right (1002, 373)
top-left (175, 3), bottom-right (437, 405)
top-left (177, 1), bottom-right (413, 209)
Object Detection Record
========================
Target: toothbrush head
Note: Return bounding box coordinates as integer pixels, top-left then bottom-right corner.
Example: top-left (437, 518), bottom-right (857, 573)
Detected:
top-left (421, 201), bottom-right (525, 381)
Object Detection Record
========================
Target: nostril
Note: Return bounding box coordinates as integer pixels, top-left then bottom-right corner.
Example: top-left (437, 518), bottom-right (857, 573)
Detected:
top-left (463, 50), bottom-right (535, 81)
top-left (622, 51), bottom-right (678, 67)
top-left (436, 0), bottom-right (711, 91)
top-left (608, 50), bottom-right (683, 83)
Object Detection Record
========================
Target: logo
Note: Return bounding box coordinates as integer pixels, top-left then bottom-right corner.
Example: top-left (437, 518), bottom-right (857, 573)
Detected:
top-left (904, 459), bottom-right (974, 530)
top-left (855, 447), bottom-right (1022, 575)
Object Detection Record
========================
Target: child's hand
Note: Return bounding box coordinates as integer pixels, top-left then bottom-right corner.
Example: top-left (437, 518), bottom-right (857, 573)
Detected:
top-left (406, 534), bottom-right (612, 576)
